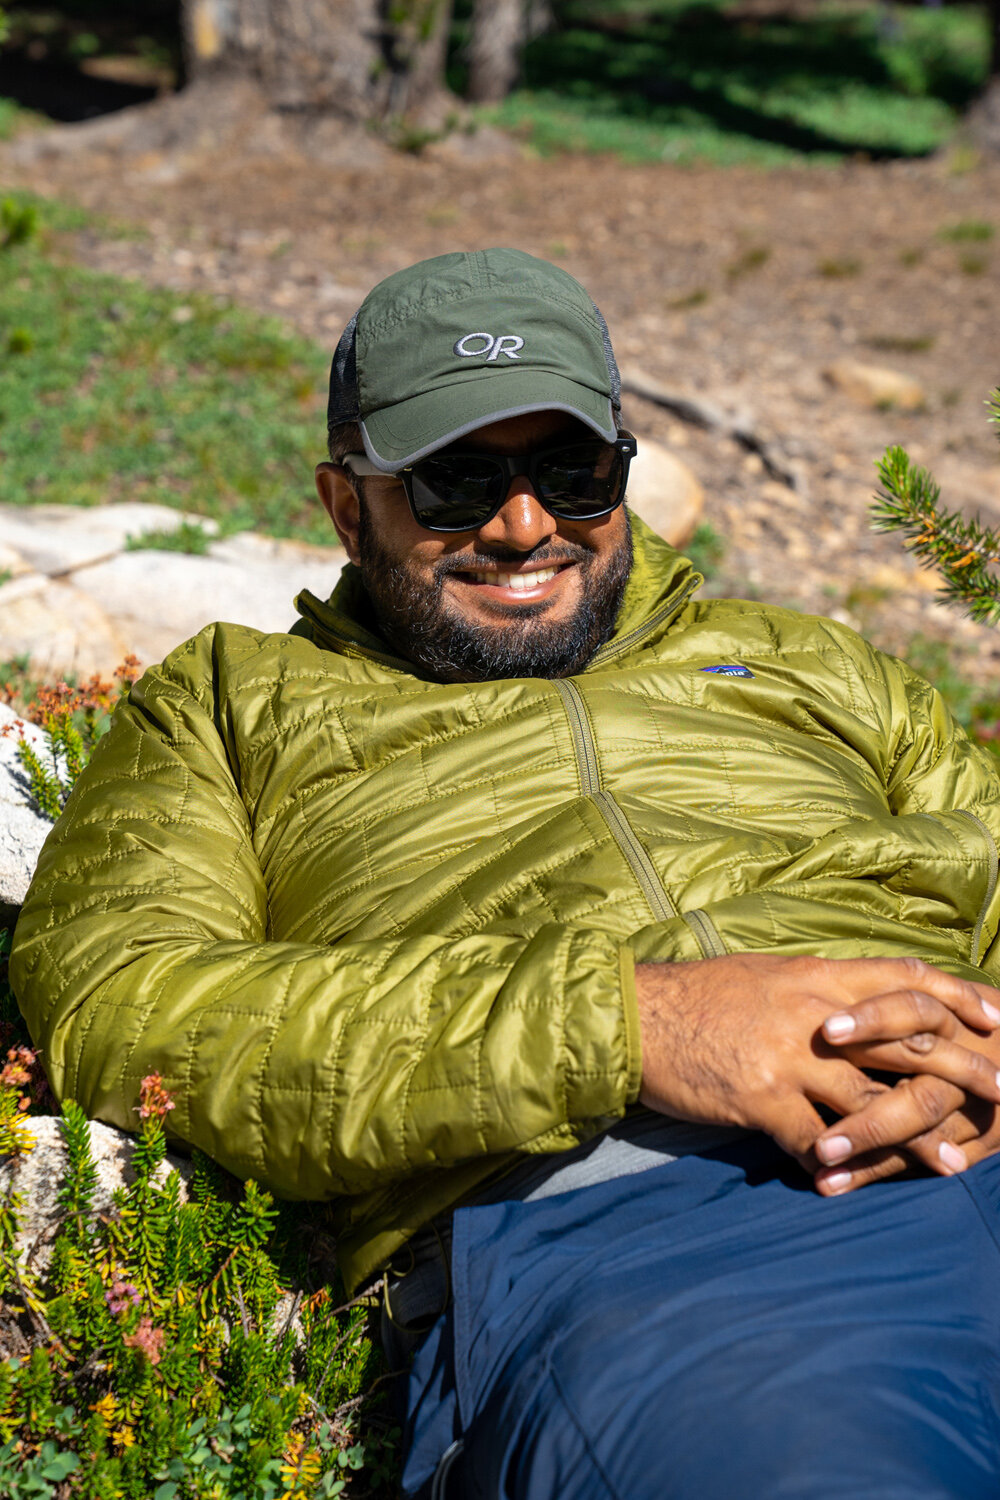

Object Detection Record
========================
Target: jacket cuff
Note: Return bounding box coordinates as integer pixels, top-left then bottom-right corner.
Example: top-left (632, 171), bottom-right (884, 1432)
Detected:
top-left (619, 945), bottom-right (642, 1105)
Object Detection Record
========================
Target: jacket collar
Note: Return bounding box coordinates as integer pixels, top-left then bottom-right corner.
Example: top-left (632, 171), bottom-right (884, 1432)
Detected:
top-left (293, 512), bottom-right (702, 673)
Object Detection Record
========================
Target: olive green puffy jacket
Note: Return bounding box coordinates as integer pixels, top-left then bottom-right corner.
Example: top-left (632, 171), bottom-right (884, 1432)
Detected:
top-left (12, 519), bottom-right (1000, 1290)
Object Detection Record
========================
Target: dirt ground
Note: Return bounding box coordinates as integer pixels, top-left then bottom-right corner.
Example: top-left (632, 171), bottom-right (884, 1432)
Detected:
top-left (4, 112), bottom-right (1000, 682)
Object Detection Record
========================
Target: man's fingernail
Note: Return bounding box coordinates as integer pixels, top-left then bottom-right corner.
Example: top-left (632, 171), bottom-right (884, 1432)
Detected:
top-left (938, 1141), bottom-right (966, 1173)
top-left (817, 1134), bottom-right (852, 1165)
top-left (823, 1013), bottom-right (856, 1041)
top-left (982, 1000), bottom-right (1000, 1025)
top-left (822, 1171), bottom-right (852, 1194)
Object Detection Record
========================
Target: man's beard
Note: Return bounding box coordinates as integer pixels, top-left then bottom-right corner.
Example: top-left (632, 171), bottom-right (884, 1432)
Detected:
top-left (356, 505), bottom-right (633, 681)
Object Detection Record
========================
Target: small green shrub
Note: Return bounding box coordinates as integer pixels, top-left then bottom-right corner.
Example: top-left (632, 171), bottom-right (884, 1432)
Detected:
top-left (817, 256), bottom-right (862, 279)
top-left (125, 522), bottom-right (213, 556)
top-left (0, 199), bottom-right (38, 252)
top-left (862, 334), bottom-right (935, 355)
top-left (666, 288), bottom-right (710, 311)
top-left (684, 523), bottom-right (726, 582)
top-left (937, 218), bottom-right (995, 242)
top-left (725, 246), bottom-right (771, 281)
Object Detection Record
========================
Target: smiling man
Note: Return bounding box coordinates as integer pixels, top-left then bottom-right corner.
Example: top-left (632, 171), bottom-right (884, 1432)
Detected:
top-left (11, 249), bottom-right (1000, 1499)
top-left (317, 408), bottom-right (634, 681)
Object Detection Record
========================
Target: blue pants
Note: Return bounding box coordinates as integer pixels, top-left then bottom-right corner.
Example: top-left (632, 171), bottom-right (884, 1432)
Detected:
top-left (402, 1137), bottom-right (1000, 1499)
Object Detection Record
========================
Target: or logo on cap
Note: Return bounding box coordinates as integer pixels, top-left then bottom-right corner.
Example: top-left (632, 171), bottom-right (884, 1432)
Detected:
top-left (453, 332), bottom-right (524, 362)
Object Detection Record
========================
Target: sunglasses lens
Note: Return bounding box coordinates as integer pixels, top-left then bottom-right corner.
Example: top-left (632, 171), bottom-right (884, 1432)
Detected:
top-left (409, 456), bottom-right (505, 531)
top-left (406, 440), bottom-right (628, 530)
top-left (536, 443), bottom-right (624, 517)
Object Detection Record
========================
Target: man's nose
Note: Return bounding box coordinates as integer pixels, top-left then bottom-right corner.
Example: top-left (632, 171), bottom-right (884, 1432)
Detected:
top-left (475, 476), bottom-right (556, 551)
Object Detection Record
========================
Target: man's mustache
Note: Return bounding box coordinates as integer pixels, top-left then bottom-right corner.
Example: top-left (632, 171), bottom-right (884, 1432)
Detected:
top-left (433, 544), bottom-right (594, 579)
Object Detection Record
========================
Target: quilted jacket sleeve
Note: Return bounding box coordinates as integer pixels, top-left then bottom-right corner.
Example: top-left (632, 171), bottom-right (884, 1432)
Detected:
top-left (629, 632), bottom-right (1000, 984)
top-left (879, 650), bottom-right (1000, 983)
top-left (10, 644), bottom-right (639, 1201)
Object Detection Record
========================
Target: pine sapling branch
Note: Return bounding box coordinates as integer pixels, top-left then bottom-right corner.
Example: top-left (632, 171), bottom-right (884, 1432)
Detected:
top-left (872, 401), bottom-right (1000, 628)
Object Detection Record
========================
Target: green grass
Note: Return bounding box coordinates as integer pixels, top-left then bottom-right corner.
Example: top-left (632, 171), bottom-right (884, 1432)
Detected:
top-left (453, 0), bottom-right (990, 166)
top-left (937, 218), bottom-right (996, 242)
top-left (0, 195), bottom-right (333, 542)
top-left (0, 96), bottom-right (23, 140)
top-left (124, 519), bottom-right (214, 554)
top-left (684, 522), bottom-right (726, 581)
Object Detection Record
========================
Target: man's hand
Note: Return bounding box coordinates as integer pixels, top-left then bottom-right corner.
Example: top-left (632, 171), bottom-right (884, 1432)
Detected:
top-left (635, 953), bottom-right (1000, 1188)
top-left (812, 994), bottom-right (1000, 1194)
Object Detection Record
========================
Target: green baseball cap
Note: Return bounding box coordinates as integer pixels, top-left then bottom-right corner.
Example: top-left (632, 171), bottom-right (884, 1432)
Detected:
top-left (327, 248), bottom-right (621, 472)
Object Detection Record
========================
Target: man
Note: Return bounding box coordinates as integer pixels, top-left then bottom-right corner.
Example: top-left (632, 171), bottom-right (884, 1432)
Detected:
top-left (12, 249), bottom-right (1000, 1498)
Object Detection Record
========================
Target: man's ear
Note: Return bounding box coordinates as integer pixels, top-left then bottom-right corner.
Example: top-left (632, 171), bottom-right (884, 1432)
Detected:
top-left (316, 462), bottom-right (362, 565)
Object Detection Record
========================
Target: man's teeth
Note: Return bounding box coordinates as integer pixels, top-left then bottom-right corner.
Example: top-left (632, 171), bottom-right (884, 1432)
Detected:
top-left (469, 567), bottom-right (560, 591)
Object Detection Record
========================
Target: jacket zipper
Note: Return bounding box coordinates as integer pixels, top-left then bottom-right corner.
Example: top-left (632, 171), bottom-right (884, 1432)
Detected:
top-left (553, 679), bottom-right (676, 924)
top-left (956, 810), bottom-right (999, 965)
top-left (683, 908), bottom-right (728, 959)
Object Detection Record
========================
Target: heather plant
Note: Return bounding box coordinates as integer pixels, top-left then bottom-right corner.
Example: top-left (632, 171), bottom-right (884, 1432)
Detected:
top-left (0, 1062), bottom-right (398, 1498)
top-left (0, 657), bottom-right (142, 822)
top-left (0, 867), bottom-right (397, 1494)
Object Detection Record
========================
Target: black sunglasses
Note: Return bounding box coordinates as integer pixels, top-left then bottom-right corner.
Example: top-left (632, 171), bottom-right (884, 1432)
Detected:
top-left (343, 431), bottom-right (637, 534)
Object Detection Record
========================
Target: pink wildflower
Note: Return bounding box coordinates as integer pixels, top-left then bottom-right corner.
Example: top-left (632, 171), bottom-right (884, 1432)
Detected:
top-left (135, 1073), bottom-right (176, 1121)
top-left (123, 1317), bottom-right (165, 1366)
top-left (105, 1279), bottom-right (141, 1316)
top-left (0, 1045), bottom-right (37, 1091)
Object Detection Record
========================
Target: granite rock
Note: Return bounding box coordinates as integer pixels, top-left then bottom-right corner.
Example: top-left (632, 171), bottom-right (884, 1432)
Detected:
top-left (0, 578), bottom-right (131, 682)
top-left (69, 542), bottom-right (347, 667)
top-left (0, 503), bottom-right (347, 681)
top-left (626, 437), bottom-right (705, 547)
top-left (0, 1115), bottom-right (192, 1276)
top-left (0, 502), bottom-right (219, 577)
top-left (824, 359), bottom-right (926, 412)
top-left (0, 704), bottom-right (53, 907)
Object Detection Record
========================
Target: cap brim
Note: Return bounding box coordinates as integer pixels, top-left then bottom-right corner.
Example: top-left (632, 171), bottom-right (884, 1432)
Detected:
top-left (360, 369), bottom-right (617, 472)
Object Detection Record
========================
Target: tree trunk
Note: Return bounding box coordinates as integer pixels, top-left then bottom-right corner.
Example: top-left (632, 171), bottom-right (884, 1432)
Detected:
top-left (181, 0), bottom-right (453, 122)
top-left (967, 76), bottom-right (1000, 151)
top-left (467, 0), bottom-right (524, 104)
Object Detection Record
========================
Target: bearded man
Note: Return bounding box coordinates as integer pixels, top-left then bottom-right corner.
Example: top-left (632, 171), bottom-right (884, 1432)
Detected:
top-left (12, 249), bottom-right (1000, 1499)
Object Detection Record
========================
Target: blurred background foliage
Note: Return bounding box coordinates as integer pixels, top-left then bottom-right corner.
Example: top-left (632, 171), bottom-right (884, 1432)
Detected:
top-left (0, 1), bottom-right (995, 162)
